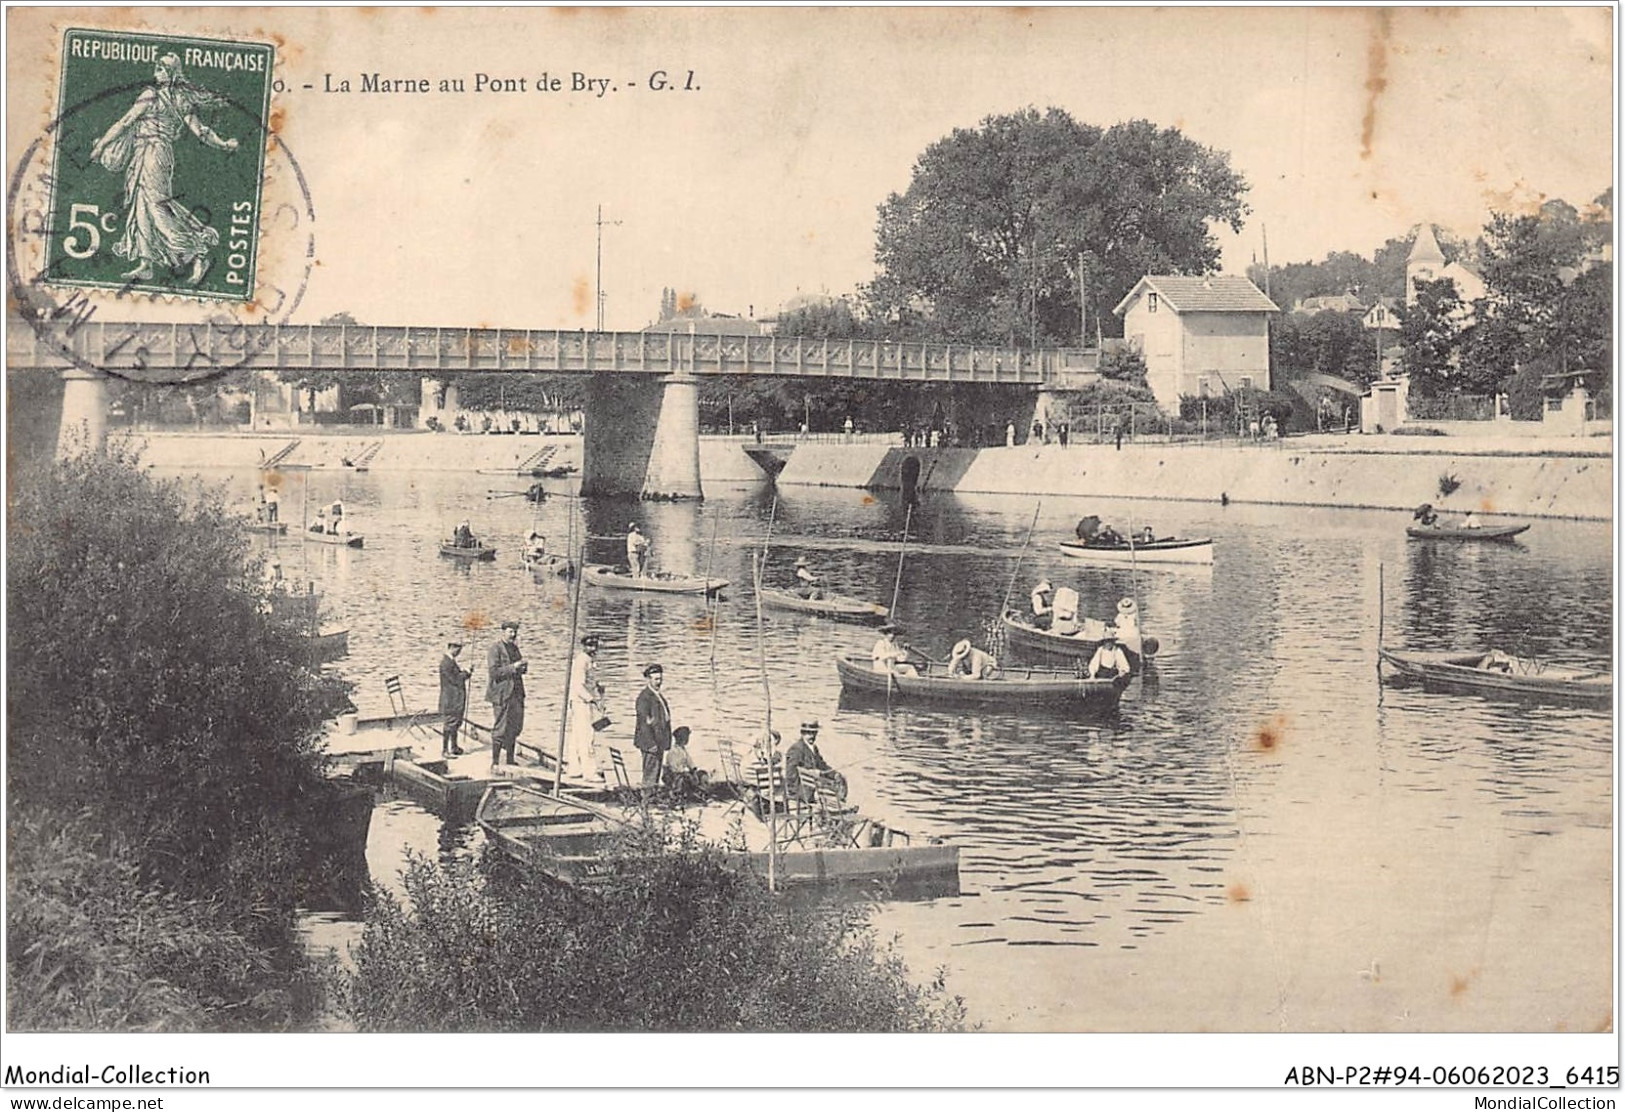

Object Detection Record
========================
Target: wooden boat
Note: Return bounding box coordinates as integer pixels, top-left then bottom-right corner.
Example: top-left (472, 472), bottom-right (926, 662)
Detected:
top-left (440, 541), bottom-right (498, 561)
top-left (1405, 522), bottom-right (1530, 542)
top-left (999, 609), bottom-right (1158, 670)
top-left (1378, 647), bottom-right (1611, 707)
top-left (309, 625), bottom-right (350, 663)
top-left (583, 564), bottom-right (727, 596)
top-left (758, 585), bottom-right (889, 624)
top-left (476, 782), bottom-right (960, 898)
top-left (1058, 536), bottom-right (1213, 565)
top-left (524, 550), bottom-right (575, 577)
top-left (304, 527), bottom-right (365, 548)
top-left (834, 652), bottom-right (1129, 708)
top-left (246, 520), bottom-right (288, 535)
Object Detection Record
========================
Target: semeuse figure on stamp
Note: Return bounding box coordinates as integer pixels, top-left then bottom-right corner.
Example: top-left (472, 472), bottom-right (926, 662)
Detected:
top-left (88, 53), bottom-right (239, 285)
top-left (485, 620), bottom-right (527, 767)
top-left (633, 663), bottom-right (672, 791)
top-left (438, 639), bottom-right (471, 757)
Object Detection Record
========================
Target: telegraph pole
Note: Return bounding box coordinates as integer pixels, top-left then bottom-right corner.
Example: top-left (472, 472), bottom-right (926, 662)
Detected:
top-left (595, 205), bottom-right (622, 331)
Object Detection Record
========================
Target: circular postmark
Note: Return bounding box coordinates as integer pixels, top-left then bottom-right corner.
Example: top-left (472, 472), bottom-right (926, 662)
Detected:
top-left (8, 30), bottom-right (315, 387)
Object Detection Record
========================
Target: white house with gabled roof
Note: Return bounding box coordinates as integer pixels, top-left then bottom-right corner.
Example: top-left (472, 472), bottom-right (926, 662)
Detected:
top-left (1113, 275), bottom-right (1280, 410)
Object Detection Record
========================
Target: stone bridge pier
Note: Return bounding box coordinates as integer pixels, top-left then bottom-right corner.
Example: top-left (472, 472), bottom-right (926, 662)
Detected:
top-left (581, 371), bottom-right (703, 500)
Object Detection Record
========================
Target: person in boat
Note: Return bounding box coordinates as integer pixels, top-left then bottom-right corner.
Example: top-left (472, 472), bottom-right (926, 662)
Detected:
top-left (1481, 649), bottom-right (1516, 673)
top-left (1462, 511), bottom-right (1481, 529)
top-left (1051, 586), bottom-right (1081, 636)
top-left (871, 623), bottom-right (919, 676)
top-left (485, 620), bottom-right (527, 768)
top-left (453, 520), bottom-right (476, 548)
top-left (1029, 579), bottom-right (1055, 629)
top-left (1094, 524), bottom-right (1124, 547)
top-left (1112, 597), bottom-right (1143, 662)
top-left (1138, 525), bottom-right (1155, 544)
top-left (633, 663), bottom-right (673, 791)
top-left (328, 501), bottom-right (345, 535)
top-left (1087, 632), bottom-right (1131, 680)
top-left (793, 556), bottom-right (824, 600)
top-left (564, 634), bottom-right (607, 784)
top-left (438, 639), bottom-right (471, 758)
top-left (525, 530), bottom-right (548, 561)
top-left (310, 508), bottom-right (328, 534)
top-left (1413, 503), bottom-right (1440, 527)
top-left (947, 639), bottom-right (999, 680)
top-left (662, 726), bottom-right (707, 797)
top-left (627, 522), bottom-right (651, 578)
top-left (785, 719), bottom-right (846, 804)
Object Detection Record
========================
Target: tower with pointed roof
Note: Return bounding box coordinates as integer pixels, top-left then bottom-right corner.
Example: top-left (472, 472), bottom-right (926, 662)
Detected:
top-left (1406, 223), bottom-right (1446, 306)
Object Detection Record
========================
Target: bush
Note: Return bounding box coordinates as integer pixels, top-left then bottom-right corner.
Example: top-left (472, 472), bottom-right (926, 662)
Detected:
top-left (344, 824), bottom-right (967, 1033)
top-left (1177, 387), bottom-right (1296, 432)
top-left (7, 449), bottom-right (353, 1028)
top-left (6, 814), bottom-right (326, 1031)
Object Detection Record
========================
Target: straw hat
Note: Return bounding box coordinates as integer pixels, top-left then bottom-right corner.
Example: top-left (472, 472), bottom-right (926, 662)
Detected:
top-left (951, 639), bottom-right (972, 656)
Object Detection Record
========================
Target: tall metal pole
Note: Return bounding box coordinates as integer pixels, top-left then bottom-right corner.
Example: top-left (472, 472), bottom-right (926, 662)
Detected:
top-left (594, 206), bottom-right (621, 331)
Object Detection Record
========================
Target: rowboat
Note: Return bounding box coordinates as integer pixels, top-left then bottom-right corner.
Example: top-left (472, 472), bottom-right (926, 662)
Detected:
top-left (1405, 523), bottom-right (1530, 542)
top-left (525, 551), bottom-right (575, 577)
top-left (834, 652), bottom-right (1129, 708)
top-left (999, 609), bottom-right (1159, 670)
top-left (440, 542), bottom-right (498, 561)
top-left (758, 586), bottom-right (889, 624)
top-left (583, 564), bottom-right (728, 596)
top-left (1058, 536), bottom-right (1213, 565)
top-left (246, 520), bottom-right (288, 535)
top-left (476, 781), bottom-right (960, 898)
top-left (305, 527), bottom-right (365, 548)
top-left (309, 625), bottom-right (350, 663)
top-left (1378, 647), bottom-right (1611, 707)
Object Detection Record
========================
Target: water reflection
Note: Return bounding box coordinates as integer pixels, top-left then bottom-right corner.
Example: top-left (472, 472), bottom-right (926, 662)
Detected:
top-left (187, 465), bottom-right (1611, 1023)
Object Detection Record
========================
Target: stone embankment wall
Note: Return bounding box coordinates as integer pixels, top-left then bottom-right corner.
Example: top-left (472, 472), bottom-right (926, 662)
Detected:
top-left (775, 439), bottom-right (1613, 521)
top-left (131, 430), bottom-right (1611, 519)
top-left (131, 429), bottom-right (769, 483)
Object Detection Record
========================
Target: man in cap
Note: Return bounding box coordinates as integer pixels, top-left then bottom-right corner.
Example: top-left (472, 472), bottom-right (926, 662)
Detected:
top-left (871, 622), bottom-right (917, 676)
top-left (565, 634), bottom-right (607, 783)
top-left (793, 556), bottom-right (823, 600)
top-left (1087, 632), bottom-right (1131, 680)
top-left (438, 638), bottom-right (472, 758)
top-left (785, 719), bottom-right (846, 804)
top-left (626, 522), bottom-right (650, 578)
top-left (485, 620), bottom-right (528, 767)
top-left (633, 663), bottom-right (672, 790)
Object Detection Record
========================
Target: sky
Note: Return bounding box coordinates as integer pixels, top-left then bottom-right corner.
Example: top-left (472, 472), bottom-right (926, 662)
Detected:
top-left (7, 7), bottom-right (1615, 331)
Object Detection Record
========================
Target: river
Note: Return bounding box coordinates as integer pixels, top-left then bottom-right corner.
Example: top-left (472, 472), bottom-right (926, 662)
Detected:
top-left (201, 465), bottom-right (1612, 1033)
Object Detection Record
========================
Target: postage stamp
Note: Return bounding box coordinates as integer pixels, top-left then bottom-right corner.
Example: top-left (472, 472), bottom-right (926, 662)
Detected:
top-left (43, 28), bottom-right (274, 302)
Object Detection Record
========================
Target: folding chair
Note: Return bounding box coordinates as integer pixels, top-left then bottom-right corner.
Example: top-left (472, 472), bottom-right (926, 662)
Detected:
top-left (714, 736), bottom-right (747, 792)
top-left (752, 760), bottom-right (812, 847)
top-left (810, 771), bottom-right (865, 848)
top-left (607, 747), bottom-right (632, 790)
top-left (385, 675), bottom-right (407, 716)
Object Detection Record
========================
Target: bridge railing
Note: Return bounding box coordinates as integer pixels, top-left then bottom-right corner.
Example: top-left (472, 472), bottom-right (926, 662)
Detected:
top-left (9, 317), bottom-right (1093, 386)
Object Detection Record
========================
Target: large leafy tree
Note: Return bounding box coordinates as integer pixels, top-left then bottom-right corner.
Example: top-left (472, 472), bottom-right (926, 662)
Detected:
top-left (868, 108), bottom-right (1249, 346)
top-left (1399, 277), bottom-right (1466, 398)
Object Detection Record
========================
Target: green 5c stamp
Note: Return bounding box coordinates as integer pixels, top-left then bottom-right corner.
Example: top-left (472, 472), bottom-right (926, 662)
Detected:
top-left (46, 29), bottom-right (273, 301)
